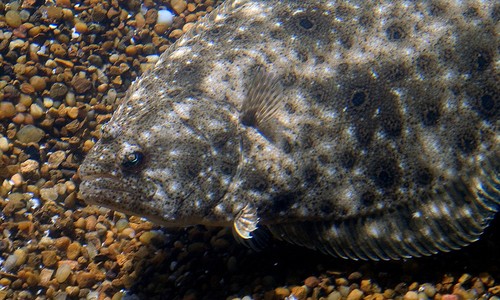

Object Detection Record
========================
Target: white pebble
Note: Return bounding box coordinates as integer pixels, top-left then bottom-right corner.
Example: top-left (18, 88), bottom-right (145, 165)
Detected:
top-left (157, 9), bottom-right (175, 26)
top-left (0, 136), bottom-right (9, 152)
top-left (146, 54), bottom-right (160, 63)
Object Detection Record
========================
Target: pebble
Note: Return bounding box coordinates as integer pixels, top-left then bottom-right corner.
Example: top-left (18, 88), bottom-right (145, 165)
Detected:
top-left (16, 125), bottom-right (44, 143)
top-left (71, 75), bottom-right (92, 94)
top-left (346, 288), bottom-right (364, 300)
top-left (67, 241), bottom-right (81, 260)
top-left (404, 291), bottom-right (419, 300)
top-left (42, 250), bottom-right (58, 267)
top-left (43, 97), bottom-right (54, 108)
top-left (30, 103), bottom-right (44, 119)
top-left (10, 173), bottom-right (23, 187)
top-left (274, 287), bottom-right (290, 298)
top-left (29, 76), bottom-right (47, 91)
top-left (327, 291), bottom-right (342, 300)
top-left (76, 272), bottom-right (96, 288)
top-left (50, 83), bottom-right (69, 99)
top-left (55, 263), bottom-right (72, 283)
top-left (171, 0), bottom-right (187, 15)
top-left (55, 236), bottom-right (71, 250)
top-left (305, 276), bottom-right (320, 288)
top-left (20, 83), bottom-right (35, 94)
top-left (0, 102), bottom-right (16, 119)
top-left (0, 136), bottom-right (9, 152)
top-left (14, 248), bottom-right (27, 266)
top-left (3, 254), bottom-right (19, 272)
top-left (420, 283), bottom-right (437, 297)
top-left (290, 286), bottom-right (307, 300)
top-left (157, 9), bottom-right (174, 26)
top-left (48, 150), bottom-right (66, 169)
top-left (40, 187), bottom-right (59, 201)
top-left (6, 10), bottom-right (22, 28)
top-left (74, 21), bottom-right (88, 33)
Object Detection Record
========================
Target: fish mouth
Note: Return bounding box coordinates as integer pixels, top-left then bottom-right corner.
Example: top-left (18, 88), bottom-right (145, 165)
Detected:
top-left (79, 174), bottom-right (154, 217)
top-left (79, 174), bottom-right (202, 227)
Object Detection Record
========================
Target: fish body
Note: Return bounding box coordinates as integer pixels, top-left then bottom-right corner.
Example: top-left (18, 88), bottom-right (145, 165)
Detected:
top-left (79, 0), bottom-right (499, 260)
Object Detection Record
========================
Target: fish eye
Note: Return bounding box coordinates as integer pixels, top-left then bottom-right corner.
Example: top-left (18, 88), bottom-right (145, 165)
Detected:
top-left (122, 151), bottom-right (144, 170)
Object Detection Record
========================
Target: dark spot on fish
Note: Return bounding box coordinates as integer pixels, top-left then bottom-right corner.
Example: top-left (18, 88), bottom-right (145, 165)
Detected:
top-left (299, 17), bottom-right (314, 29)
top-left (481, 94), bottom-right (494, 111)
top-left (271, 191), bottom-right (302, 213)
top-left (340, 150), bottom-right (356, 169)
top-left (370, 156), bottom-right (400, 189)
top-left (380, 102), bottom-right (403, 138)
top-left (360, 191), bottom-right (376, 206)
top-left (416, 167), bottom-right (432, 185)
top-left (303, 165), bottom-right (319, 185)
top-left (476, 50), bottom-right (492, 71)
top-left (351, 91), bottom-right (366, 107)
top-left (386, 24), bottom-right (406, 41)
top-left (416, 54), bottom-right (439, 76)
top-left (379, 62), bottom-right (409, 83)
top-left (319, 202), bottom-right (333, 214)
top-left (456, 129), bottom-right (478, 154)
top-left (282, 138), bottom-right (293, 154)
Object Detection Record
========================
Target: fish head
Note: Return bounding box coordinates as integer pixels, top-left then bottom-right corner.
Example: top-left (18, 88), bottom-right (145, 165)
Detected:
top-left (79, 89), bottom-right (242, 227)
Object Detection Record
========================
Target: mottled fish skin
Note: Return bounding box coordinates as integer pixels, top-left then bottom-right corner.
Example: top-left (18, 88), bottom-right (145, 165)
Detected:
top-left (79, 0), bottom-right (499, 260)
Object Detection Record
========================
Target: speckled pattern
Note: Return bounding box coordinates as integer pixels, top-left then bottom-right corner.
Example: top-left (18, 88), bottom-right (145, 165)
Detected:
top-left (79, 0), bottom-right (499, 260)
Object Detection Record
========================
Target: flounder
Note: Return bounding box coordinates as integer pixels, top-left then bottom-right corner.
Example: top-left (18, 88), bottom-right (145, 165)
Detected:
top-left (79, 0), bottom-right (499, 260)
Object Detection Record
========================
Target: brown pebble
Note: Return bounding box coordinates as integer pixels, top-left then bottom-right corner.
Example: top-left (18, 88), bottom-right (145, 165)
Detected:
top-left (404, 291), bottom-right (419, 300)
top-left (49, 43), bottom-right (67, 57)
top-left (290, 286), bottom-right (307, 300)
top-left (125, 45), bottom-right (139, 56)
top-left (274, 287), bottom-right (290, 298)
top-left (75, 271), bottom-right (96, 288)
top-left (67, 241), bottom-right (81, 260)
top-left (56, 0), bottom-right (71, 7)
top-left (0, 102), bottom-right (16, 118)
top-left (489, 285), bottom-right (500, 295)
top-left (74, 21), bottom-right (88, 33)
top-left (46, 6), bottom-right (63, 20)
top-left (12, 113), bottom-right (25, 124)
top-left (346, 288), bottom-right (364, 300)
top-left (49, 82), bottom-right (69, 99)
top-left (479, 272), bottom-right (495, 287)
top-left (20, 83), bottom-right (35, 94)
top-left (348, 272), bottom-right (362, 281)
top-left (171, 0), bottom-right (187, 14)
top-left (14, 248), bottom-right (28, 266)
top-left (65, 286), bottom-right (80, 297)
top-left (6, 10), bottom-right (22, 28)
top-left (305, 276), bottom-right (320, 288)
top-left (169, 28), bottom-right (184, 39)
top-left (154, 23), bottom-right (169, 35)
top-left (41, 250), bottom-right (58, 267)
top-left (11, 173), bottom-right (23, 187)
top-left (29, 75), bottom-right (47, 91)
top-left (71, 75), bottom-right (92, 94)
top-left (48, 150), bottom-right (66, 169)
top-left (55, 236), bottom-right (71, 250)
top-left (20, 159), bottom-right (39, 178)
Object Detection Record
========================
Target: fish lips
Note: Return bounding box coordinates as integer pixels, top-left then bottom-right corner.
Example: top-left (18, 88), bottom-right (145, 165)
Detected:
top-left (79, 175), bottom-right (155, 217)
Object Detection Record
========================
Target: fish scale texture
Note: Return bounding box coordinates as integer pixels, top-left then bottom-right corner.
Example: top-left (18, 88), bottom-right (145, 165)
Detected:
top-left (79, 0), bottom-right (499, 260)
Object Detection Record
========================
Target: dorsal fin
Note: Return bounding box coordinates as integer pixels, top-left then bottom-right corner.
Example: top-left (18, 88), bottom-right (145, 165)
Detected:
top-left (240, 67), bottom-right (285, 132)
